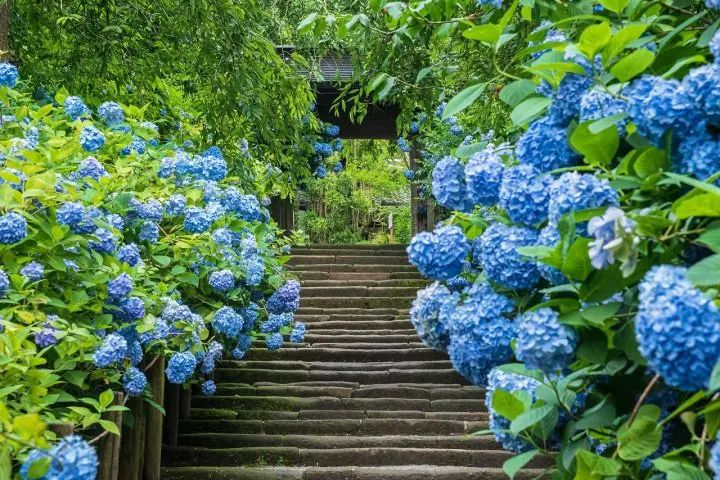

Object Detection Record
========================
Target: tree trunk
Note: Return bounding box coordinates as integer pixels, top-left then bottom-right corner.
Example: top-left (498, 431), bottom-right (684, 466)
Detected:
top-left (0, 0), bottom-right (11, 60)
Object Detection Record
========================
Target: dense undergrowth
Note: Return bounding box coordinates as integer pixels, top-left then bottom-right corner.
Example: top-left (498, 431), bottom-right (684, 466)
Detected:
top-left (0, 68), bottom-right (303, 478)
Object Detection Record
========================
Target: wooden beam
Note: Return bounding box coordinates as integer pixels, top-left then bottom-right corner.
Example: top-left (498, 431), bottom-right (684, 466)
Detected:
top-left (144, 357), bottom-right (165, 480)
top-left (0, 0), bottom-right (11, 60)
top-left (163, 383), bottom-right (179, 447)
top-left (119, 397), bottom-right (146, 480)
top-left (98, 392), bottom-right (124, 480)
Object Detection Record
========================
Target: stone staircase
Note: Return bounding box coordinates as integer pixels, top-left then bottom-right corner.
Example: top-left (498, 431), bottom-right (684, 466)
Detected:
top-left (161, 244), bottom-right (546, 479)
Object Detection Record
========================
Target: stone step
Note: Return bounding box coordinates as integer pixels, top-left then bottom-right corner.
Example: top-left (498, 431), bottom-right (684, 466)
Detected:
top-left (299, 297), bottom-right (413, 309)
top-left (296, 308), bottom-right (407, 316)
top-left (289, 264), bottom-right (418, 273)
top-left (298, 320), bottom-right (414, 330)
top-left (215, 368), bottom-right (466, 384)
top-left (188, 409), bottom-right (488, 421)
top-left (176, 433), bottom-right (500, 450)
top-left (295, 244), bottom-right (408, 251)
top-left (294, 272), bottom-right (424, 281)
top-left (301, 343), bottom-right (426, 350)
top-left (192, 396), bottom-right (486, 413)
top-left (305, 329), bottom-right (418, 336)
top-left (208, 385), bottom-right (483, 400)
top-left (301, 287), bottom-right (419, 298)
top-left (220, 360), bottom-right (454, 371)
top-left (179, 418), bottom-right (488, 436)
top-left (293, 248), bottom-right (408, 256)
top-left (301, 280), bottom-right (426, 288)
top-left (303, 335), bottom-right (421, 344)
top-left (161, 466), bottom-right (548, 480)
top-left (244, 348), bottom-right (445, 363)
top-left (162, 447), bottom-right (526, 468)
top-left (289, 255), bottom-right (410, 266)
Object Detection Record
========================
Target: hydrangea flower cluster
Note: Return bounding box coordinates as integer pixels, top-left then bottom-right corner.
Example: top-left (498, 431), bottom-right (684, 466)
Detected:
top-left (93, 333), bottom-right (128, 368)
top-left (432, 156), bottom-right (473, 212)
top-left (166, 351), bottom-right (197, 384)
top-left (80, 125), bottom-right (105, 152)
top-left (588, 207), bottom-right (639, 276)
top-left (486, 368), bottom-right (539, 452)
top-left (212, 306), bottom-right (244, 338)
top-left (548, 173), bottom-right (619, 231)
top-left (516, 308), bottom-right (578, 374)
top-left (465, 149), bottom-right (505, 206)
top-left (499, 165), bottom-right (551, 226)
top-left (409, 282), bottom-right (457, 351)
top-left (477, 223), bottom-right (540, 290)
top-left (267, 280), bottom-right (301, 314)
top-left (0, 212), bottom-right (27, 244)
top-left (209, 269), bottom-right (235, 292)
top-left (636, 266), bottom-right (720, 391)
top-left (21, 435), bottom-right (98, 480)
top-left (20, 261), bottom-right (44, 282)
top-left (407, 225), bottom-right (470, 280)
top-left (123, 367), bottom-right (148, 396)
top-left (515, 116), bottom-right (579, 172)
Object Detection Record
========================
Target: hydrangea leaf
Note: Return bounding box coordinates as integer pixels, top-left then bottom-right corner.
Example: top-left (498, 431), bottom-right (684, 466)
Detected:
top-left (579, 22), bottom-right (611, 57)
top-left (599, 0), bottom-right (630, 13)
top-left (687, 254), bottom-right (720, 286)
top-left (561, 237), bottom-right (592, 281)
top-left (510, 96), bottom-right (551, 127)
top-left (610, 48), bottom-right (655, 81)
top-left (570, 122), bottom-right (619, 166)
top-left (499, 79), bottom-right (537, 108)
top-left (604, 23), bottom-right (648, 60)
top-left (575, 449), bottom-right (623, 479)
top-left (463, 24), bottom-right (503, 44)
top-left (492, 389), bottom-right (526, 421)
top-left (617, 417), bottom-right (662, 461)
top-left (442, 82), bottom-right (487, 119)
top-left (673, 193), bottom-right (720, 219)
top-left (509, 403), bottom-right (555, 435)
top-left (696, 227), bottom-right (720, 253)
top-left (503, 449), bottom-right (539, 479)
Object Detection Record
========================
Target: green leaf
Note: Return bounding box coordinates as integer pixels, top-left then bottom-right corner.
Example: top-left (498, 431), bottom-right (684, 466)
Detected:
top-left (510, 404), bottom-right (554, 435)
top-left (463, 24), bottom-right (502, 44)
top-left (664, 172), bottom-right (720, 196)
top-left (562, 237), bottom-right (592, 281)
top-left (674, 193), bottom-right (720, 219)
top-left (98, 419), bottom-right (121, 436)
top-left (575, 450), bottom-right (623, 479)
top-left (604, 23), bottom-right (649, 60)
top-left (598, 0), bottom-right (629, 13)
top-left (416, 66), bottom-right (432, 84)
top-left (610, 49), bottom-right (655, 81)
top-left (503, 450), bottom-right (538, 479)
top-left (297, 13), bottom-right (318, 34)
top-left (617, 417), bottom-right (662, 461)
top-left (687, 254), bottom-right (720, 287)
top-left (511, 96), bottom-right (551, 127)
top-left (152, 255), bottom-right (173, 267)
top-left (99, 389), bottom-right (115, 409)
top-left (709, 358), bottom-right (720, 393)
top-left (26, 456), bottom-right (51, 480)
top-left (442, 83), bottom-right (487, 119)
top-left (633, 147), bottom-right (667, 178)
top-left (376, 76), bottom-right (396, 100)
top-left (579, 22), bottom-right (611, 57)
top-left (697, 228), bottom-right (720, 253)
top-left (492, 389), bottom-right (526, 421)
top-left (581, 302), bottom-right (621, 325)
top-left (575, 404), bottom-right (616, 431)
top-left (499, 80), bottom-right (537, 108)
top-left (570, 122), bottom-right (619, 166)
top-left (455, 142), bottom-right (488, 159)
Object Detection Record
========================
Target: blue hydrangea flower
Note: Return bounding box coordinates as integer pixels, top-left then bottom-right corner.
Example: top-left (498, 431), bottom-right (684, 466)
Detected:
top-left (624, 75), bottom-right (699, 145)
top-left (403, 169), bottom-right (415, 181)
top-left (266, 332), bottom-right (284, 351)
top-left (711, 30), bottom-right (720, 59)
top-left (240, 304), bottom-right (260, 331)
top-left (710, 435), bottom-right (720, 478)
top-left (90, 228), bottom-right (117, 253)
top-left (517, 308), bottom-right (577, 373)
top-left (163, 194), bottom-right (186, 217)
top-left (93, 333), bottom-right (128, 368)
top-left (213, 306), bottom-right (244, 338)
top-left (210, 228), bottom-right (234, 246)
top-left (209, 269), bottom-right (235, 292)
top-left (477, 223), bottom-right (540, 290)
top-left (450, 124), bottom-right (464, 136)
top-left (139, 221), bottom-right (159, 243)
top-left (486, 368), bottom-right (540, 452)
top-left (123, 367), bottom-right (148, 396)
top-left (499, 165), bottom-right (552, 226)
top-left (0, 212), bottom-right (27, 244)
top-left (333, 161), bottom-right (344, 173)
top-left (183, 207), bottom-right (211, 234)
top-left (21, 261), bottom-right (44, 282)
top-left (166, 351), bottom-right (196, 384)
top-left (432, 156), bottom-right (472, 212)
top-left (244, 256), bottom-right (265, 286)
top-left (515, 116), bottom-right (579, 172)
top-left (315, 165), bottom-right (327, 178)
top-left (75, 207), bottom-right (103, 235)
top-left (636, 265), bottom-right (720, 391)
top-left (676, 123), bottom-right (720, 181)
top-left (448, 284), bottom-right (516, 387)
top-left (407, 225), bottom-right (471, 281)
top-left (64, 259), bottom-right (80, 272)
top-left (0, 270), bottom-right (9, 296)
top-left (537, 226), bottom-right (565, 285)
top-left (267, 280), bottom-right (301, 314)
top-left (126, 339), bottom-right (142, 366)
top-left (409, 121), bottom-right (420, 135)
top-left (588, 207), bottom-right (639, 276)
top-left (64, 96), bottom-right (89, 120)
top-left (98, 101), bottom-right (125, 125)
top-left (235, 334), bottom-right (254, 354)
top-left (20, 435), bottom-right (98, 480)
top-left (548, 173), bottom-right (619, 232)
top-left (35, 323), bottom-right (58, 348)
top-left (108, 273), bottom-right (133, 299)
top-left (325, 124), bottom-right (340, 137)
top-left (446, 276), bottom-right (471, 292)
top-left (579, 88), bottom-right (628, 132)
top-left (202, 156), bottom-right (227, 181)
top-left (116, 243), bottom-right (141, 266)
top-left (332, 138), bottom-right (344, 151)
top-left (117, 297), bottom-right (145, 321)
top-left (410, 282), bottom-right (457, 351)
top-left (205, 202), bottom-right (226, 223)
top-left (544, 72), bottom-right (593, 126)
top-left (201, 380), bottom-right (217, 396)
top-left (476, 0), bottom-right (503, 7)
top-left (314, 142), bottom-right (333, 158)
top-left (290, 322), bottom-right (306, 343)
top-left (0, 63), bottom-right (19, 88)
top-left (133, 199), bottom-right (163, 222)
top-left (71, 157), bottom-right (108, 182)
top-left (397, 137), bottom-right (412, 153)
top-left (80, 126), bottom-right (105, 152)
top-left (680, 64), bottom-right (720, 123)
top-left (465, 149), bottom-right (504, 206)
top-left (57, 202), bottom-right (85, 228)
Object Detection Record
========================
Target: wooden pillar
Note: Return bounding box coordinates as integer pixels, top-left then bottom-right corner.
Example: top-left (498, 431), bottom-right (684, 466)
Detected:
top-left (180, 387), bottom-right (192, 420)
top-left (0, 0), bottom-right (11, 60)
top-left (409, 147), bottom-right (420, 235)
top-left (270, 196), bottom-right (295, 235)
top-left (144, 356), bottom-right (165, 480)
top-left (119, 397), bottom-right (146, 480)
top-left (98, 392), bottom-right (124, 480)
top-left (48, 422), bottom-right (74, 437)
top-left (163, 383), bottom-right (180, 447)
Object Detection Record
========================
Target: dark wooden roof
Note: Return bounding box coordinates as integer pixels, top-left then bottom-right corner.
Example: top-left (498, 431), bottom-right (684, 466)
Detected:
top-left (277, 46), bottom-right (399, 139)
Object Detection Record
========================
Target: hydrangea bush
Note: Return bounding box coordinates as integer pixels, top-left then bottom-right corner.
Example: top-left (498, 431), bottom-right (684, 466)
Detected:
top-left (393, 1), bottom-right (720, 477)
top-left (0, 67), bottom-right (303, 477)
